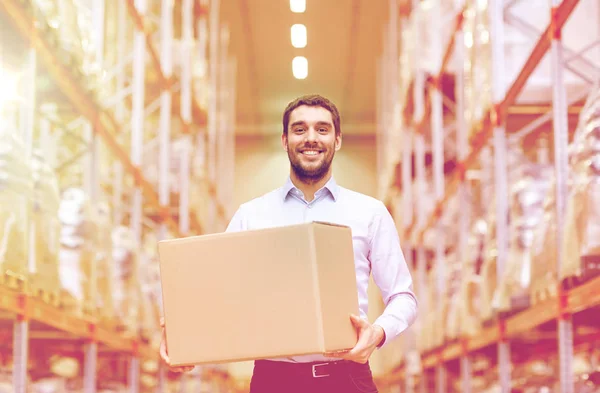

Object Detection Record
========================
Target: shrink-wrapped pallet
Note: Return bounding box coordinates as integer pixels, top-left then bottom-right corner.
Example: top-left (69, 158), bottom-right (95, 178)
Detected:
top-left (529, 186), bottom-right (559, 305)
top-left (561, 171), bottom-right (600, 284)
top-left (0, 126), bottom-right (34, 288)
top-left (457, 218), bottom-right (487, 337)
top-left (463, 0), bottom-right (493, 138)
top-left (560, 86), bottom-right (600, 285)
top-left (444, 251), bottom-right (462, 341)
top-left (58, 188), bottom-right (97, 314)
top-left (30, 148), bottom-right (62, 300)
top-left (112, 226), bottom-right (141, 335)
top-left (469, 356), bottom-right (496, 393)
top-left (33, 0), bottom-right (106, 100)
top-left (0, 367), bottom-right (12, 393)
top-left (138, 232), bottom-right (161, 340)
top-left (428, 266), bottom-right (445, 350)
top-left (31, 378), bottom-right (69, 393)
top-left (143, 233), bottom-right (164, 318)
top-left (93, 202), bottom-right (116, 325)
top-left (510, 356), bottom-right (558, 392)
top-left (417, 265), bottom-right (437, 353)
top-left (479, 207), bottom-right (497, 323)
top-left (493, 162), bottom-right (552, 315)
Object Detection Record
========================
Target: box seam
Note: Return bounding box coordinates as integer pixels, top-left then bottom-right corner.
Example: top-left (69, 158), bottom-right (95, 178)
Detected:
top-left (308, 224), bottom-right (326, 352)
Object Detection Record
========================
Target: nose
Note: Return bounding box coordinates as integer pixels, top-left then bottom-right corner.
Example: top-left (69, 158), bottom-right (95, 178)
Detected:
top-left (305, 128), bottom-right (318, 143)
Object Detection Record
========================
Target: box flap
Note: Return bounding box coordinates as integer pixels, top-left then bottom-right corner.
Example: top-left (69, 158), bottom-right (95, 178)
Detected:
top-left (311, 221), bottom-right (350, 229)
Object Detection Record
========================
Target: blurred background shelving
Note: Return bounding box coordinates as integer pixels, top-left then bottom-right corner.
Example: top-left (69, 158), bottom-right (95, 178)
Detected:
top-left (1, 0), bottom-right (599, 392)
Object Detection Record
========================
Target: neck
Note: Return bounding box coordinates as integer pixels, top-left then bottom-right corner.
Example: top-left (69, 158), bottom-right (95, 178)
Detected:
top-left (290, 170), bottom-right (332, 202)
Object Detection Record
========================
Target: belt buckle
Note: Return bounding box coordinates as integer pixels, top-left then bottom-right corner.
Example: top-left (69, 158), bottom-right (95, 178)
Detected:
top-left (312, 363), bottom-right (330, 378)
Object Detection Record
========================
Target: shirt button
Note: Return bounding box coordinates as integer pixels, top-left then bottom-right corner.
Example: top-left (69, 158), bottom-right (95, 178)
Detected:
top-left (307, 204), bottom-right (313, 209)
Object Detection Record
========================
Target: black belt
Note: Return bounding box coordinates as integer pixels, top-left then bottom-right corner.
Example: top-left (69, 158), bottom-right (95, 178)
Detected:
top-left (255, 359), bottom-right (368, 378)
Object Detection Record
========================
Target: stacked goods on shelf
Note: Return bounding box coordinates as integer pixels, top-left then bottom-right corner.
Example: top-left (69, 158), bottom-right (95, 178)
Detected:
top-left (33, 0), bottom-right (106, 101)
top-left (141, 233), bottom-right (164, 335)
top-left (493, 159), bottom-right (553, 316)
top-left (0, 367), bottom-right (15, 393)
top-left (463, 0), bottom-right (492, 137)
top-left (455, 155), bottom-right (492, 338)
top-left (29, 147), bottom-right (62, 304)
top-left (461, 0), bottom-right (494, 327)
top-left (468, 357), bottom-right (498, 393)
top-left (497, 348), bottom-right (600, 392)
top-left (561, 86), bottom-right (600, 287)
top-left (94, 202), bottom-right (116, 326)
top-left (529, 180), bottom-right (558, 304)
top-left (0, 124), bottom-right (34, 289)
top-left (419, 264), bottom-right (439, 352)
top-left (190, 37), bottom-right (209, 113)
top-left (436, 196), bottom-right (462, 344)
top-left (444, 249), bottom-right (462, 342)
top-left (139, 232), bottom-right (162, 343)
top-left (111, 226), bottom-right (142, 336)
top-left (457, 217), bottom-right (488, 338)
top-left (57, 188), bottom-right (99, 315)
top-left (530, 84), bottom-right (600, 303)
top-left (478, 205), bottom-right (497, 324)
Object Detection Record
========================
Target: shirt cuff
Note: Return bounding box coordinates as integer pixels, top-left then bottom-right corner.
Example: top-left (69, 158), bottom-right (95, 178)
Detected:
top-left (373, 314), bottom-right (408, 348)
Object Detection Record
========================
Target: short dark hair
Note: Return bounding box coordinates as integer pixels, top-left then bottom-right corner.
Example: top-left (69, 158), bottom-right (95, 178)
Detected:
top-left (282, 94), bottom-right (341, 136)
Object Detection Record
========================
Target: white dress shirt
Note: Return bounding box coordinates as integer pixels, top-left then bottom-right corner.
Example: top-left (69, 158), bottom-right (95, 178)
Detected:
top-left (225, 176), bottom-right (418, 363)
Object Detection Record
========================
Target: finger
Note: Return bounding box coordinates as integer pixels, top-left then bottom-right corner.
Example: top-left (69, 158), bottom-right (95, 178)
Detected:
top-left (172, 365), bottom-right (194, 373)
top-left (324, 349), bottom-right (350, 357)
top-left (160, 317), bottom-right (165, 327)
top-left (159, 341), bottom-right (170, 365)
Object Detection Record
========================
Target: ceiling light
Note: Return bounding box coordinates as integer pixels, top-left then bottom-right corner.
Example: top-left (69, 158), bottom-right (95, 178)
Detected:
top-left (291, 24), bottom-right (307, 48)
top-left (290, 0), bottom-right (305, 13)
top-left (292, 56), bottom-right (308, 79)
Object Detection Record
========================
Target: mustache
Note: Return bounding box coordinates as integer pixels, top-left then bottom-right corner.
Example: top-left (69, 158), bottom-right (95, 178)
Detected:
top-left (297, 144), bottom-right (325, 151)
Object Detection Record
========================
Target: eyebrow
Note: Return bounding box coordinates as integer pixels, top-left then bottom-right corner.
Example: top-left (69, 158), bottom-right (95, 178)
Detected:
top-left (290, 121), bottom-right (333, 128)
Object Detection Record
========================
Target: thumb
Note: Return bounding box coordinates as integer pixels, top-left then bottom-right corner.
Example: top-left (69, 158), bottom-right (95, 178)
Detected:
top-left (350, 314), bottom-right (368, 329)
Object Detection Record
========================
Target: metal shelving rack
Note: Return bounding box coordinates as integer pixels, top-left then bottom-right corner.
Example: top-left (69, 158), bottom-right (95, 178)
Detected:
top-left (376, 0), bottom-right (599, 392)
top-left (0, 0), bottom-right (237, 391)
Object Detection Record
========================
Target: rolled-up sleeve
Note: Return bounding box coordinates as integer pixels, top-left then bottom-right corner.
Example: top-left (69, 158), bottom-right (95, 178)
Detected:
top-left (370, 202), bottom-right (418, 347)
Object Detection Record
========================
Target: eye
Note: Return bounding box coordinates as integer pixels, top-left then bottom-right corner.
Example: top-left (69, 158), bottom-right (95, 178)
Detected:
top-left (294, 128), bottom-right (305, 133)
top-left (318, 127), bottom-right (328, 133)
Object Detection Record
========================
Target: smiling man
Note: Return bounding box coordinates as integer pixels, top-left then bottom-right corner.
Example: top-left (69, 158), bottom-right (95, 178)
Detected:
top-left (159, 94), bottom-right (418, 393)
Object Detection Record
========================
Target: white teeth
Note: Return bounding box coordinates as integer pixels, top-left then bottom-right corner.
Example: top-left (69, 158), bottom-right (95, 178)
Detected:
top-left (303, 151), bottom-right (319, 156)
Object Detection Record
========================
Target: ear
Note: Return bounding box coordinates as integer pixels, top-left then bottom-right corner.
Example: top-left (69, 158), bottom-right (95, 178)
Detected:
top-left (335, 133), bottom-right (342, 151)
top-left (281, 132), bottom-right (288, 152)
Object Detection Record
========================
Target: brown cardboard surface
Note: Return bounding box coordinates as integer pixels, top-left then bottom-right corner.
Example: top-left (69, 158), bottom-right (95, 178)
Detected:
top-left (158, 222), bottom-right (359, 366)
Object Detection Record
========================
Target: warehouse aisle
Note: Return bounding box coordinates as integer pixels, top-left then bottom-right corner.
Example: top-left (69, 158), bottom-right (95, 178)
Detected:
top-left (0, 0), bottom-right (599, 392)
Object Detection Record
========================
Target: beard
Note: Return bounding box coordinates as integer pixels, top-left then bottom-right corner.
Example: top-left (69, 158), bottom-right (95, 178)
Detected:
top-left (287, 143), bottom-right (335, 185)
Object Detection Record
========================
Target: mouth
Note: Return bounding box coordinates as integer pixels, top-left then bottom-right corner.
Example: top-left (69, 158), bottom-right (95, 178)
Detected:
top-left (300, 149), bottom-right (323, 157)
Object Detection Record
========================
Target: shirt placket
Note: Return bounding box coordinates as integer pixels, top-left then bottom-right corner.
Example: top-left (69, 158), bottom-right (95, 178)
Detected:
top-left (304, 192), bottom-right (324, 222)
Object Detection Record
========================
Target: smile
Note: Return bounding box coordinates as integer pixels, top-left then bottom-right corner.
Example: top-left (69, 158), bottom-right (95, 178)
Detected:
top-left (301, 150), bottom-right (322, 156)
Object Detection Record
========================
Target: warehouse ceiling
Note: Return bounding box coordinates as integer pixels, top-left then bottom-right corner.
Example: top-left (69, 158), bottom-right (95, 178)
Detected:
top-left (220, 0), bottom-right (389, 137)
top-left (220, 0), bottom-right (599, 139)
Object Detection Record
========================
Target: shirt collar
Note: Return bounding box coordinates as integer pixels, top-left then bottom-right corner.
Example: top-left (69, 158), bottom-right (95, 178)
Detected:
top-left (281, 175), bottom-right (340, 202)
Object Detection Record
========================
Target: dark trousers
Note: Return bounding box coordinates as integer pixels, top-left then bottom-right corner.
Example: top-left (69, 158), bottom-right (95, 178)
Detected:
top-left (249, 359), bottom-right (379, 393)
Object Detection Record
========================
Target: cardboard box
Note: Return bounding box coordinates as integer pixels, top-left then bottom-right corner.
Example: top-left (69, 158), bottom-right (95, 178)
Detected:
top-left (158, 221), bottom-right (360, 366)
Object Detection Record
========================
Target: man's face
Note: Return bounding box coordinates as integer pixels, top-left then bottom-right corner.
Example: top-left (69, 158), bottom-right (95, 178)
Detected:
top-left (282, 105), bottom-right (342, 183)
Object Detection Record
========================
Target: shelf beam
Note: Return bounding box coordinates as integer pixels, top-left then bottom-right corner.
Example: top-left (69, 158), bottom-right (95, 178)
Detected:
top-left (0, 286), bottom-right (157, 361)
top-left (388, 276), bottom-right (600, 380)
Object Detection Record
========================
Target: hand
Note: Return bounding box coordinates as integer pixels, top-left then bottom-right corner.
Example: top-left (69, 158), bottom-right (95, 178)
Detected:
top-left (324, 314), bottom-right (385, 364)
top-left (159, 317), bottom-right (195, 373)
